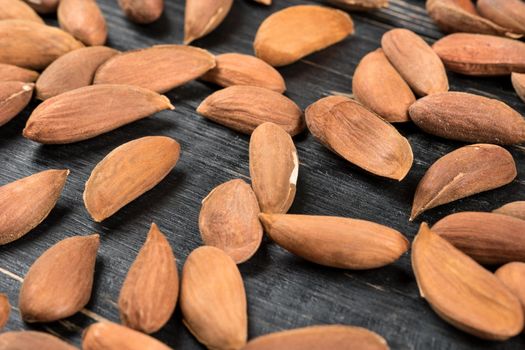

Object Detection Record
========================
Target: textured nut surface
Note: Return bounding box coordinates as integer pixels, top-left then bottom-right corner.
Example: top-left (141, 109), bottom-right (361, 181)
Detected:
top-left (512, 72), bottom-right (525, 103)
top-left (58, 0), bottom-right (107, 46)
top-left (327, 0), bottom-right (388, 11)
top-left (493, 201), bottom-right (525, 221)
top-left (0, 294), bottom-right (9, 331)
top-left (0, 63), bottom-right (39, 82)
top-left (83, 322), bottom-right (172, 350)
top-left (118, 0), bottom-right (164, 24)
top-left (184, 0), bottom-right (233, 44)
top-left (496, 262), bottom-right (525, 313)
top-left (0, 331), bottom-right (78, 350)
top-left (0, 81), bottom-right (34, 127)
top-left (0, 0), bottom-right (43, 23)
top-left (477, 0), bottom-right (525, 35)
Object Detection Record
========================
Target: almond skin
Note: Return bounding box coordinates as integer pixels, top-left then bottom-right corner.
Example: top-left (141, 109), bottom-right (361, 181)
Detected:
top-left (84, 136), bottom-right (180, 222)
top-left (184, 0), bottom-right (233, 44)
top-left (477, 0), bottom-right (525, 35)
top-left (0, 63), bottom-right (39, 82)
top-left (197, 85), bottom-right (304, 135)
top-left (0, 81), bottom-right (34, 127)
top-left (119, 223), bottom-right (179, 334)
top-left (496, 262), bottom-right (525, 313)
top-left (58, 0), bottom-right (107, 46)
top-left (181, 246), bottom-right (247, 350)
top-left (512, 72), bottom-right (525, 103)
top-left (381, 28), bottom-right (448, 96)
top-left (94, 45), bottom-right (215, 93)
top-left (432, 33), bottom-right (525, 75)
top-left (0, 20), bottom-right (84, 70)
top-left (199, 179), bottom-right (263, 264)
top-left (19, 234), bottom-right (100, 322)
top-left (24, 84), bottom-right (174, 144)
top-left (254, 5), bottom-right (354, 67)
top-left (432, 212), bottom-right (525, 265)
top-left (411, 144), bottom-right (516, 220)
top-left (0, 0), bottom-right (44, 23)
top-left (352, 49), bottom-right (415, 122)
top-left (0, 331), bottom-right (78, 350)
top-left (493, 201), bottom-right (525, 221)
top-left (0, 294), bottom-right (9, 330)
top-left (83, 322), bottom-right (172, 350)
top-left (327, 0), bottom-right (388, 11)
top-left (36, 46), bottom-right (119, 100)
top-left (409, 91), bottom-right (525, 145)
top-left (23, 0), bottom-right (59, 13)
top-left (412, 223), bottom-right (524, 340)
top-left (242, 325), bottom-right (389, 350)
top-left (305, 95), bottom-right (413, 180)
top-left (250, 122), bottom-right (298, 214)
top-left (201, 53), bottom-right (286, 93)
top-left (0, 169), bottom-right (68, 245)
top-left (118, 0), bottom-right (163, 24)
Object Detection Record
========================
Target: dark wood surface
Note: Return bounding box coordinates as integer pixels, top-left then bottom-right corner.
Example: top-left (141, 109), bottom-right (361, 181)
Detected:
top-left (1, 0), bottom-right (524, 349)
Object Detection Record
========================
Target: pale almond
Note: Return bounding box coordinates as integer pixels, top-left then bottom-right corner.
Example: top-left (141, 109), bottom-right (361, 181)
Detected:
top-left (493, 201), bottom-right (525, 221)
top-left (0, 63), bottom-right (39, 82)
top-left (83, 322), bottom-right (172, 350)
top-left (0, 81), bottom-right (34, 127)
top-left (0, 331), bottom-right (78, 350)
top-left (0, 0), bottom-right (44, 23)
top-left (0, 294), bottom-right (9, 330)
top-left (184, 0), bottom-right (233, 44)
top-left (118, 0), bottom-right (164, 24)
top-left (496, 262), bottom-right (525, 313)
top-left (58, 0), bottom-right (107, 46)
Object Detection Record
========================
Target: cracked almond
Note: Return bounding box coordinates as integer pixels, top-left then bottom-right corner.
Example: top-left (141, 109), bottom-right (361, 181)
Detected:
top-left (493, 201), bottom-right (525, 221)
top-left (184, 0), bottom-right (232, 44)
top-left (0, 331), bottom-right (78, 349)
top-left (58, 0), bottom-right (107, 46)
top-left (83, 322), bottom-right (172, 350)
top-left (0, 294), bottom-right (9, 330)
top-left (0, 81), bottom-right (34, 127)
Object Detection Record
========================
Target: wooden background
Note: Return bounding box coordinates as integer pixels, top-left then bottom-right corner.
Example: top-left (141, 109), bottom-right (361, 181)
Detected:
top-left (1, 0), bottom-right (524, 349)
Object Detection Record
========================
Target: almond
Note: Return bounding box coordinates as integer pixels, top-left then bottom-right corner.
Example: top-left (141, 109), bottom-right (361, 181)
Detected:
top-left (493, 201), bottom-right (525, 221)
top-left (409, 91), bottom-right (525, 144)
top-left (0, 81), bottom-right (34, 127)
top-left (83, 322), bottom-right (172, 350)
top-left (496, 262), bottom-right (525, 313)
top-left (432, 211), bottom-right (525, 265)
top-left (250, 123), bottom-right (298, 214)
top-left (260, 214), bottom-right (408, 269)
top-left (477, 0), bottom-right (525, 35)
top-left (252, 0), bottom-right (270, 5)
top-left (19, 234), bottom-right (99, 322)
top-left (197, 85), bottom-right (304, 135)
top-left (119, 223), bottom-right (179, 334)
top-left (242, 325), bottom-right (388, 350)
top-left (412, 223), bottom-right (524, 340)
top-left (181, 246), bottom-right (247, 350)
top-left (84, 136), bottom-right (180, 222)
top-left (352, 49), bottom-right (415, 122)
top-left (24, 84), bottom-right (173, 144)
top-left (433, 33), bottom-right (525, 75)
top-left (305, 95), bottom-right (413, 180)
top-left (58, 0), bottom-right (107, 46)
top-left (0, 20), bottom-right (84, 70)
top-left (254, 5), bottom-right (354, 67)
top-left (327, 0), bottom-right (388, 11)
top-left (199, 179), bottom-right (263, 264)
top-left (381, 28), bottom-right (448, 96)
top-left (118, 0), bottom-right (163, 24)
top-left (411, 144), bottom-right (516, 220)
top-left (184, 0), bottom-right (233, 44)
top-left (201, 53), bottom-right (286, 93)
top-left (0, 63), bottom-right (39, 82)
top-left (0, 0), bottom-right (44, 23)
top-left (0, 331), bottom-right (78, 350)
top-left (0, 294), bottom-right (9, 330)
top-left (512, 72), bottom-right (525, 103)
top-left (23, 0), bottom-right (59, 13)
top-left (94, 45), bottom-right (215, 93)
top-left (0, 169), bottom-right (68, 245)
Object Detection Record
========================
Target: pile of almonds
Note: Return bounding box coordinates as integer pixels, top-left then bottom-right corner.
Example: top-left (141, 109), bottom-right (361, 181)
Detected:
top-left (0, 0), bottom-right (525, 349)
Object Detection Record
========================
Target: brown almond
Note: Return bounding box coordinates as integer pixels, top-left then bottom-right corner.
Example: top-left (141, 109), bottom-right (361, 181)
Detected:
top-left (328, 0), bottom-right (388, 11)
top-left (84, 136), bottom-right (180, 222)
top-left (201, 53), bottom-right (286, 93)
top-left (119, 223), bottom-right (179, 334)
top-left (83, 322), bottom-right (172, 350)
top-left (0, 0), bottom-right (44, 23)
top-left (432, 212), bottom-right (525, 265)
top-left (0, 331), bottom-right (78, 350)
top-left (181, 246), bottom-right (247, 350)
top-left (305, 95), bottom-right (413, 180)
top-left (0, 63), bottom-right (39, 82)
top-left (118, 0), bottom-right (163, 24)
top-left (23, 0), bottom-right (59, 13)
top-left (197, 85), bottom-right (304, 135)
top-left (19, 234), bottom-right (100, 322)
top-left (184, 0), bottom-right (233, 44)
top-left (433, 33), bottom-right (525, 75)
top-left (0, 81), bottom-right (34, 127)
top-left (242, 325), bottom-right (388, 350)
top-left (426, 0), bottom-right (520, 38)
top-left (0, 20), bottom-right (84, 70)
top-left (409, 92), bottom-right (525, 144)
top-left (494, 201), bottom-right (525, 221)
top-left (496, 262), bottom-right (525, 313)
top-left (199, 179), bottom-right (263, 264)
top-left (411, 144), bottom-right (516, 220)
top-left (250, 123), bottom-right (298, 214)
top-left (0, 294), bottom-right (9, 330)
top-left (512, 72), bottom-right (525, 103)
top-left (381, 28), bottom-right (448, 96)
top-left (94, 45), bottom-right (215, 93)
top-left (0, 169), bottom-right (68, 245)
top-left (24, 84), bottom-right (173, 144)
top-left (412, 223), bottom-right (524, 340)
top-left (259, 214), bottom-right (409, 269)
top-left (254, 5), bottom-right (354, 67)
top-left (58, 0), bottom-right (107, 46)
top-left (253, 0), bottom-right (270, 5)
top-left (352, 49), bottom-right (415, 122)
top-left (36, 46), bottom-right (118, 100)
top-left (477, 0), bottom-right (525, 35)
